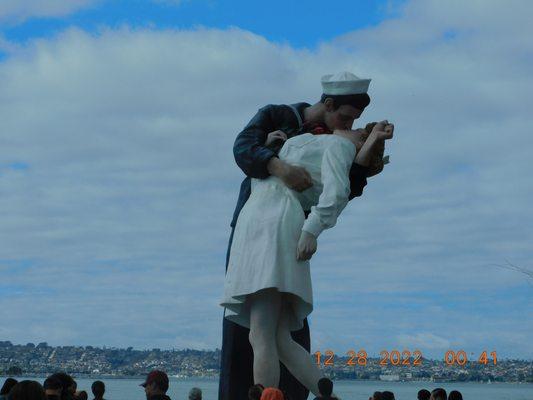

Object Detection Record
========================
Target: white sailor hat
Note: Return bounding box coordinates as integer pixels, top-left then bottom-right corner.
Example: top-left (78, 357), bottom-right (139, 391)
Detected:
top-left (321, 71), bottom-right (371, 95)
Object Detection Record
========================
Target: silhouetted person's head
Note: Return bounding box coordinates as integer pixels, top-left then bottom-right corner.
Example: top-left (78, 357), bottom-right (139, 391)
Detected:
top-left (381, 391), bottom-right (395, 400)
top-left (447, 390), bottom-right (463, 400)
top-left (188, 387), bottom-right (201, 400)
top-left (43, 377), bottom-right (62, 399)
top-left (75, 392), bottom-right (87, 400)
top-left (7, 380), bottom-right (45, 400)
top-left (371, 391), bottom-right (382, 400)
top-left (248, 384), bottom-right (263, 400)
top-left (1, 379), bottom-right (18, 396)
top-left (430, 388), bottom-right (447, 400)
top-left (90, 382), bottom-right (105, 400)
top-left (48, 373), bottom-right (74, 400)
top-left (140, 370), bottom-right (169, 399)
top-left (317, 377), bottom-right (333, 397)
top-left (417, 389), bottom-right (431, 400)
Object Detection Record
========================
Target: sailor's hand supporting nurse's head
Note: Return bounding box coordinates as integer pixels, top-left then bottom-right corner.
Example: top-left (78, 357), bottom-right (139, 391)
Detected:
top-left (267, 157), bottom-right (313, 192)
top-left (334, 128), bottom-right (368, 152)
top-left (297, 230), bottom-right (317, 261)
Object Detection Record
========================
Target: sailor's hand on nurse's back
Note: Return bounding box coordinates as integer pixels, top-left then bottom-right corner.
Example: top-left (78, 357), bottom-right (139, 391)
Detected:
top-left (265, 130), bottom-right (288, 146)
top-left (297, 230), bottom-right (317, 261)
top-left (281, 163), bottom-right (313, 192)
top-left (268, 157), bottom-right (313, 192)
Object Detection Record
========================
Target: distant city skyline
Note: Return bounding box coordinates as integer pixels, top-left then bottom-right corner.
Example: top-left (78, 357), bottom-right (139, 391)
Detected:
top-left (2, 340), bottom-right (531, 383)
top-left (1, 0), bottom-right (532, 360)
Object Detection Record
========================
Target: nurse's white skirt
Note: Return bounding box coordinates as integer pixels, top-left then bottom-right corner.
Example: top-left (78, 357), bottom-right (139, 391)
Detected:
top-left (220, 176), bottom-right (313, 331)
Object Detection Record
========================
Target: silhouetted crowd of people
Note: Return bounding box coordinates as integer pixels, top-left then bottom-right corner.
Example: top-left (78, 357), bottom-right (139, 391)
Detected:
top-left (0, 371), bottom-right (202, 400)
top-left (0, 373), bottom-right (108, 400)
top-left (1, 372), bottom-right (464, 400)
top-left (366, 387), bottom-right (463, 400)
top-left (244, 377), bottom-right (464, 400)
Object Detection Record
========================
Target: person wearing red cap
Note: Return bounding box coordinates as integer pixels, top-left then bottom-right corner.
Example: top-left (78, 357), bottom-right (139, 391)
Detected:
top-left (140, 370), bottom-right (171, 400)
top-left (259, 387), bottom-right (284, 400)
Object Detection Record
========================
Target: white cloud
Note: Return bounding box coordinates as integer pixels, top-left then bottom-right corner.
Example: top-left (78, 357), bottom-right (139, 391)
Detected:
top-left (0, 0), bottom-right (532, 358)
top-left (396, 332), bottom-right (451, 351)
top-left (0, 0), bottom-right (101, 24)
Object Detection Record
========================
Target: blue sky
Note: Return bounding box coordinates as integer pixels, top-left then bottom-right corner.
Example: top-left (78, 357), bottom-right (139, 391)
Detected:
top-left (1, 0), bottom-right (402, 51)
top-left (0, 0), bottom-right (532, 363)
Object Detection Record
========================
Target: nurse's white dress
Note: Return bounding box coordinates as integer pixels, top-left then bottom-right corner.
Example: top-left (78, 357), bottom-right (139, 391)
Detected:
top-left (220, 133), bottom-right (356, 331)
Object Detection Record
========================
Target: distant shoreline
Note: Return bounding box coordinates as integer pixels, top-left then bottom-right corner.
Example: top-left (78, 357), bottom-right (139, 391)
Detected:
top-left (3, 375), bottom-right (533, 385)
top-left (2, 341), bottom-right (531, 384)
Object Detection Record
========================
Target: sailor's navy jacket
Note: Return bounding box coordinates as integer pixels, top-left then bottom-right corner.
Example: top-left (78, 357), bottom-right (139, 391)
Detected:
top-left (230, 102), bottom-right (369, 229)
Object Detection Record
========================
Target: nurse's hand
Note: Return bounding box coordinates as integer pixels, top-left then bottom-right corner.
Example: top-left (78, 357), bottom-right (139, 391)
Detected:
top-left (297, 230), bottom-right (317, 261)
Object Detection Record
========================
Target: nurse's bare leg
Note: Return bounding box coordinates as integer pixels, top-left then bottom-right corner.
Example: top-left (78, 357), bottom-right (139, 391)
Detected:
top-left (276, 294), bottom-right (324, 397)
top-left (248, 288), bottom-right (282, 387)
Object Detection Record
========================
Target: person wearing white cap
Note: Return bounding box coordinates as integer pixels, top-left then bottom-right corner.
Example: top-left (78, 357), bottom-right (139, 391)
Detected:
top-left (219, 71), bottom-right (391, 400)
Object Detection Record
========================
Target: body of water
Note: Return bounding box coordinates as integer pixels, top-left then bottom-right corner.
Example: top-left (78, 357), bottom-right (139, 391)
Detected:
top-left (8, 376), bottom-right (533, 400)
